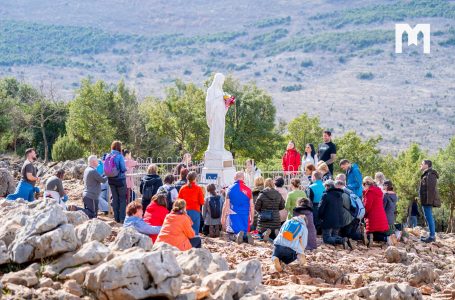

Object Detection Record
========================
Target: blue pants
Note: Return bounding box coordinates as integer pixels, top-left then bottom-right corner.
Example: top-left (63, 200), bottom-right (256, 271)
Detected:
top-left (409, 216), bottom-right (418, 228)
top-left (422, 205), bottom-right (435, 238)
top-left (187, 210), bottom-right (201, 236)
top-left (272, 244), bottom-right (297, 265)
top-left (6, 180), bottom-right (39, 202)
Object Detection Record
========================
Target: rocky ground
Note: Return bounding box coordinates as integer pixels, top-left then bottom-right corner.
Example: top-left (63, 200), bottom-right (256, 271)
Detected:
top-left (1, 157), bottom-right (455, 299)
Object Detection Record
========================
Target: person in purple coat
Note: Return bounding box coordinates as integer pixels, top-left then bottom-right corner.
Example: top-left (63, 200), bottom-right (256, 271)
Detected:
top-left (293, 198), bottom-right (317, 250)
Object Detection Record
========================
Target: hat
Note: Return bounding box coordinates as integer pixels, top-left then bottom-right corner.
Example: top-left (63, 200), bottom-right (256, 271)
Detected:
top-left (293, 205), bottom-right (312, 215)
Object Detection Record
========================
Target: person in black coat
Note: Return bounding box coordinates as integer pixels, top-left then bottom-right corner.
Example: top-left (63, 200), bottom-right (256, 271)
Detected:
top-left (255, 178), bottom-right (285, 241)
top-left (318, 180), bottom-right (351, 249)
top-left (140, 164), bottom-right (163, 212)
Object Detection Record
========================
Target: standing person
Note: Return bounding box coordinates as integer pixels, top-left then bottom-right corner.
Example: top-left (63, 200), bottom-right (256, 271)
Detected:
top-left (244, 159), bottom-right (261, 188)
top-left (140, 164), bottom-right (163, 212)
top-left (317, 162), bottom-right (332, 182)
top-left (202, 184), bottom-right (224, 238)
top-left (293, 198), bottom-right (317, 250)
top-left (375, 172), bottom-right (386, 193)
top-left (285, 178), bottom-right (307, 219)
top-left (255, 178), bottom-right (285, 241)
top-left (318, 130), bottom-right (337, 175)
top-left (96, 157), bottom-right (109, 214)
top-left (251, 176), bottom-right (265, 231)
top-left (124, 202), bottom-right (162, 236)
top-left (419, 160), bottom-right (440, 243)
top-left (274, 177), bottom-right (288, 224)
top-left (104, 141), bottom-right (128, 223)
top-left (302, 143), bottom-right (318, 172)
top-left (362, 176), bottom-right (390, 246)
top-left (383, 180), bottom-right (398, 245)
top-left (80, 155), bottom-right (108, 219)
top-left (282, 141), bottom-right (301, 174)
top-left (178, 171), bottom-right (204, 237)
top-left (156, 199), bottom-right (195, 251)
top-left (271, 211), bottom-right (308, 272)
top-left (339, 159), bottom-right (363, 198)
top-left (407, 198), bottom-right (420, 228)
top-left (157, 174), bottom-right (178, 211)
top-left (123, 149), bottom-right (138, 204)
top-left (318, 180), bottom-right (352, 249)
top-left (306, 171), bottom-right (325, 231)
top-left (7, 148), bottom-right (40, 202)
top-left (144, 194), bottom-right (169, 242)
top-left (44, 169), bottom-right (68, 206)
top-left (175, 168), bottom-right (189, 192)
top-left (221, 172), bottom-right (254, 244)
top-left (175, 153), bottom-right (196, 177)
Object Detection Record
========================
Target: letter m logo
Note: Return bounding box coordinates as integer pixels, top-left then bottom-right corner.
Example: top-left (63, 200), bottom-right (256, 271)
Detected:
top-left (395, 24), bottom-right (430, 54)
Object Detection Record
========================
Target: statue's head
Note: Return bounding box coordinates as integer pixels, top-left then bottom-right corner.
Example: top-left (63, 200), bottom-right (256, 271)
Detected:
top-left (212, 73), bottom-right (225, 89)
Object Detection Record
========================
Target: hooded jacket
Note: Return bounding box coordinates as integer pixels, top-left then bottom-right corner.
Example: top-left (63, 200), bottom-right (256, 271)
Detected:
top-left (255, 187), bottom-right (285, 230)
top-left (346, 163), bottom-right (363, 198)
top-left (363, 185), bottom-right (389, 233)
top-left (383, 192), bottom-right (398, 225)
top-left (282, 149), bottom-right (301, 173)
top-left (419, 168), bottom-right (441, 207)
top-left (318, 187), bottom-right (344, 229)
top-left (140, 174), bottom-right (163, 201)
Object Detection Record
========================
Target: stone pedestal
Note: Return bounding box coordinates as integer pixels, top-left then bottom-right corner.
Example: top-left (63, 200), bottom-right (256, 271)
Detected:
top-left (201, 150), bottom-right (236, 187)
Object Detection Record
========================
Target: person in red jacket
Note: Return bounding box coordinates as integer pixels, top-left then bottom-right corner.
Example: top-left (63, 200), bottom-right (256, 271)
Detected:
top-left (144, 193), bottom-right (169, 242)
top-left (362, 176), bottom-right (395, 247)
top-left (282, 141), bottom-right (301, 174)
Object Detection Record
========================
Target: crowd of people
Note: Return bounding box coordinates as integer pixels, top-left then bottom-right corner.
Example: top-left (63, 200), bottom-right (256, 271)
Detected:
top-left (4, 133), bottom-right (441, 272)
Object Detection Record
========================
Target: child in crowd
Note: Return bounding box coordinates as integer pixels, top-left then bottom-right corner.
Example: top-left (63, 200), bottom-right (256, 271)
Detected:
top-left (202, 183), bottom-right (224, 238)
top-left (144, 194), bottom-right (169, 242)
top-left (271, 207), bottom-right (309, 272)
top-left (123, 201), bottom-right (162, 236)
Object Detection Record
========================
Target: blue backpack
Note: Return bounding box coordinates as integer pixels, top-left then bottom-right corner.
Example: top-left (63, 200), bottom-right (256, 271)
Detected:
top-left (349, 193), bottom-right (365, 220)
top-left (282, 219), bottom-right (302, 241)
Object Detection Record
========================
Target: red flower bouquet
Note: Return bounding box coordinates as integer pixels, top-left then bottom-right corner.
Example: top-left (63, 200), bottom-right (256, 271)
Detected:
top-left (223, 93), bottom-right (236, 108)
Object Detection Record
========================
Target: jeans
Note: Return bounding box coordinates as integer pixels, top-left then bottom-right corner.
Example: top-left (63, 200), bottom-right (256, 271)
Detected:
top-left (322, 228), bottom-right (344, 245)
top-left (82, 196), bottom-right (98, 219)
top-left (272, 244), bottom-right (297, 265)
top-left (409, 216), bottom-right (418, 228)
top-left (187, 210), bottom-right (201, 236)
top-left (422, 205), bottom-right (435, 238)
top-left (110, 181), bottom-right (127, 223)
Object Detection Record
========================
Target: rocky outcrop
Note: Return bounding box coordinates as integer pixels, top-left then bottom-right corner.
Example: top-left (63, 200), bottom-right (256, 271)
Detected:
top-left (109, 227), bottom-right (152, 251)
top-left (0, 168), bottom-right (15, 197)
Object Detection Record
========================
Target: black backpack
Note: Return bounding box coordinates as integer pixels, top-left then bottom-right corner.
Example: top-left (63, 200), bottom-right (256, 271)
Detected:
top-left (142, 177), bottom-right (161, 200)
top-left (208, 195), bottom-right (222, 219)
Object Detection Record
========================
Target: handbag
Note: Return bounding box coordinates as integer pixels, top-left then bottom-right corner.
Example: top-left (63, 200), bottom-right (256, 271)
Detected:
top-left (259, 210), bottom-right (273, 221)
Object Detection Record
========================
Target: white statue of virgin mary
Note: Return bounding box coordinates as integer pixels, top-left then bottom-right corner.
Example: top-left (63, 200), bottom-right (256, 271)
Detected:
top-left (206, 73), bottom-right (229, 153)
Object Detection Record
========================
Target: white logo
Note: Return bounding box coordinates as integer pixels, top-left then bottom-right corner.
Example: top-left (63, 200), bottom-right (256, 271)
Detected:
top-left (395, 24), bottom-right (430, 54)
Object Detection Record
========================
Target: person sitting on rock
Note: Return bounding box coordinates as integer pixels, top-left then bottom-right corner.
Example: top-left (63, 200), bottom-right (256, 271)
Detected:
top-left (294, 198), bottom-right (317, 250)
top-left (255, 178), bottom-right (285, 242)
top-left (7, 148), bottom-right (40, 202)
top-left (156, 199), bottom-right (195, 251)
top-left (318, 180), bottom-right (352, 249)
top-left (272, 209), bottom-right (308, 272)
top-left (123, 201), bottom-right (162, 236)
top-left (44, 169), bottom-right (68, 207)
top-left (144, 193), bottom-right (169, 242)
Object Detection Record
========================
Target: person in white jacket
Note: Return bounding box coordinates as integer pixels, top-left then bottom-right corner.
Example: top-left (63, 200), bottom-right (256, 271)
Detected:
top-left (244, 159), bottom-right (261, 188)
top-left (302, 143), bottom-right (318, 173)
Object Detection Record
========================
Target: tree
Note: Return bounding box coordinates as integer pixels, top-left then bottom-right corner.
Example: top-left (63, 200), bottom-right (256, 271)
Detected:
top-left (52, 134), bottom-right (86, 161)
top-left (111, 80), bottom-right (138, 146)
top-left (435, 137), bottom-right (455, 233)
top-left (333, 131), bottom-right (383, 176)
top-left (66, 79), bottom-right (115, 153)
top-left (287, 113), bottom-right (323, 152)
top-left (222, 76), bottom-right (281, 161)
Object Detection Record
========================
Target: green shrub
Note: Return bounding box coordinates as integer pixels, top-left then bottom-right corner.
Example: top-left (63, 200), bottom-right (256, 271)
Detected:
top-left (52, 135), bottom-right (85, 161)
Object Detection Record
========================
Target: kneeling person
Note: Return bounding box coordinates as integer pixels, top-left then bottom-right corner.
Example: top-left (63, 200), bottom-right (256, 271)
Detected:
top-left (272, 211), bottom-right (308, 272)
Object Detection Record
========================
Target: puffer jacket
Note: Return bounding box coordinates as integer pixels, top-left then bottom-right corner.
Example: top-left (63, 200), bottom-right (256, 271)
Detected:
top-left (255, 187), bottom-right (285, 231)
top-left (363, 185), bottom-right (389, 233)
top-left (419, 168), bottom-right (441, 207)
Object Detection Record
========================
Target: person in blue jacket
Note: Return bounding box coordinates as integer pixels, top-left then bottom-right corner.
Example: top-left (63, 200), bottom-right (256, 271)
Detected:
top-left (106, 141), bottom-right (128, 223)
top-left (123, 201), bottom-right (162, 236)
top-left (340, 159), bottom-right (363, 198)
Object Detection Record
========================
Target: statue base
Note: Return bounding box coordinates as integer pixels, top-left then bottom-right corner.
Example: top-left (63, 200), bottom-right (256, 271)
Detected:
top-left (201, 149), bottom-right (236, 187)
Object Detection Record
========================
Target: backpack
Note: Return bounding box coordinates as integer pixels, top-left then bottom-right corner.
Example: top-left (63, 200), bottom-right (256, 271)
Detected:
top-left (208, 195), bottom-right (222, 219)
top-left (158, 185), bottom-right (176, 211)
top-left (282, 219), bottom-right (302, 241)
top-left (349, 193), bottom-right (365, 220)
top-left (103, 154), bottom-right (119, 178)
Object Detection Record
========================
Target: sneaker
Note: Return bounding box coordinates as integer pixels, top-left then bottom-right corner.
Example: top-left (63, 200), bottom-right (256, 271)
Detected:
top-left (346, 238), bottom-right (353, 250)
top-left (236, 231), bottom-right (244, 244)
top-left (246, 233), bottom-right (254, 245)
top-left (273, 257), bottom-right (283, 272)
top-left (367, 233), bottom-right (373, 248)
top-left (262, 229), bottom-right (272, 242)
top-left (422, 236), bottom-right (436, 243)
top-left (342, 237), bottom-right (349, 250)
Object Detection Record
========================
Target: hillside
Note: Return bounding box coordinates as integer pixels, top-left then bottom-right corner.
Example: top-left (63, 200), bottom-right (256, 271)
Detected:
top-left (0, 0), bottom-right (454, 152)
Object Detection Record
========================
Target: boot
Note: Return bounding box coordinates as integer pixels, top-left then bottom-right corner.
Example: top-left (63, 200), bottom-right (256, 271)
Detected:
top-left (209, 225), bottom-right (215, 238)
top-left (214, 225), bottom-right (221, 238)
